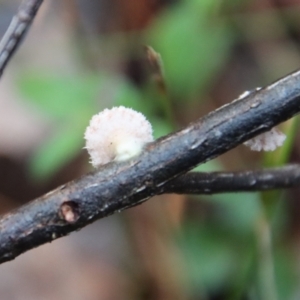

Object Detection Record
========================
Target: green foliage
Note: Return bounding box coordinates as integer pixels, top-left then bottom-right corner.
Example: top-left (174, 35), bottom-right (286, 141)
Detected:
top-left (209, 192), bottom-right (261, 235)
top-left (18, 72), bottom-right (99, 179)
top-left (18, 73), bottom-right (100, 120)
top-left (273, 247), bottom-right (298, 300)
top-left (179, 218), bottom-right (255, 297)
top-left (148, 0), bottom-right (234, 98)
top-left (181, 225), bottom-right (239, 292)
top-left (29, 122), bottom-right (85, 180)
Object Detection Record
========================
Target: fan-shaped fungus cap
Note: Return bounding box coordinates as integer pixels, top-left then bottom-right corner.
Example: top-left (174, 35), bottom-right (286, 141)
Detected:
top-left (243, 127), bottom-right (286, 151)
top-left (84, 106), bottom-right (154, 168)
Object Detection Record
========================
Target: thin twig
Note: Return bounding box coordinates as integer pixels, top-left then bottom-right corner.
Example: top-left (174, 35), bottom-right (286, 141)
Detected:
top-left (160, 164), bottom-right (300, 194)
top-left (0, 68), bottom-right (300, 263)
top-left (0, 0), bottom-right (44, 77)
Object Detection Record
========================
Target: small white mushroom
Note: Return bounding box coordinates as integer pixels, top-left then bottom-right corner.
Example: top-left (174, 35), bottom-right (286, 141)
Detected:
top-left (84, 106), bottom-right (154, 168)
top-left (243, 127), bottom-right (286, 151)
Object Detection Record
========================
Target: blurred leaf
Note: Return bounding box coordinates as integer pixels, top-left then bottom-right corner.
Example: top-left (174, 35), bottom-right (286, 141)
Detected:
top-left (114, 78), bottom-right (155, 114)
top-left (148, 0), bottom-right (234, 98)
top-left (182, 227), bottom-right (234, 291)
top-left (193, 160), bottom-right (260, 234)
top-left (207, 192), bottom-right (261, 235)
top-left (193, 159), bottom-right (224, 172)
top-left (113, 79), bottom-right (173, 138)
top-left (183, 0), bottom-right (222, 15)
top-left (30, 111), bottom-right (90, 181)
top-left (18, 72), bottom-right (100, 120)
top-left (18, 71), bottom-right (105, 179)
top-left (179, 224), bottom-right (253, 294)
top-left (151, 117), bottom-right (173, 139)
top-left (274, 247), bottom-right (298, 300)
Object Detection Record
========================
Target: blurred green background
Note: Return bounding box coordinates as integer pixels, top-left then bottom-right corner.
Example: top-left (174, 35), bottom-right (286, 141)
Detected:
top-left (0, 0), bottom-right (300, 299)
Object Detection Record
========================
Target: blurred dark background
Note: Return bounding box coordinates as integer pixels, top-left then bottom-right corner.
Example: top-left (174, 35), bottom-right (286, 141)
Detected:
top-left (0, 0), bottom-right (300, 299)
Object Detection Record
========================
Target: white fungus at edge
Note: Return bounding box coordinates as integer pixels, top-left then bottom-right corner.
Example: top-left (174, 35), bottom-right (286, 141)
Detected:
top-left (84, 106), bottom-right (154, 168)
top-left (243, 127), bottom-right (286, 151)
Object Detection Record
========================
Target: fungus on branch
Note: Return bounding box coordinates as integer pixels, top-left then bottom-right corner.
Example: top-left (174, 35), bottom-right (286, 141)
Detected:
top-left (244, 127), bottom-right (286, 151)
top-left (237, 90), bottom-right (286, 151)
top-left (84, 106), bottom-right (154, 167)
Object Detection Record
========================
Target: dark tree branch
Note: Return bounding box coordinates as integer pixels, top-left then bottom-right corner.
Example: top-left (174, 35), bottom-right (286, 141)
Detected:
top-left (0, 68), bottom-right (300, 263)
top-left (0, 0), bottom-right (44, 77)
top-left (160, 164), bottom-right (300, 195)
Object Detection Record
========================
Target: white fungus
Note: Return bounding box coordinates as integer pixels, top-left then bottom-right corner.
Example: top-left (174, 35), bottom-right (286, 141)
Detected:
top-left (84, 106), bottom-right (154, 168)
top-left (243, 127), bottom-right (286, 151)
